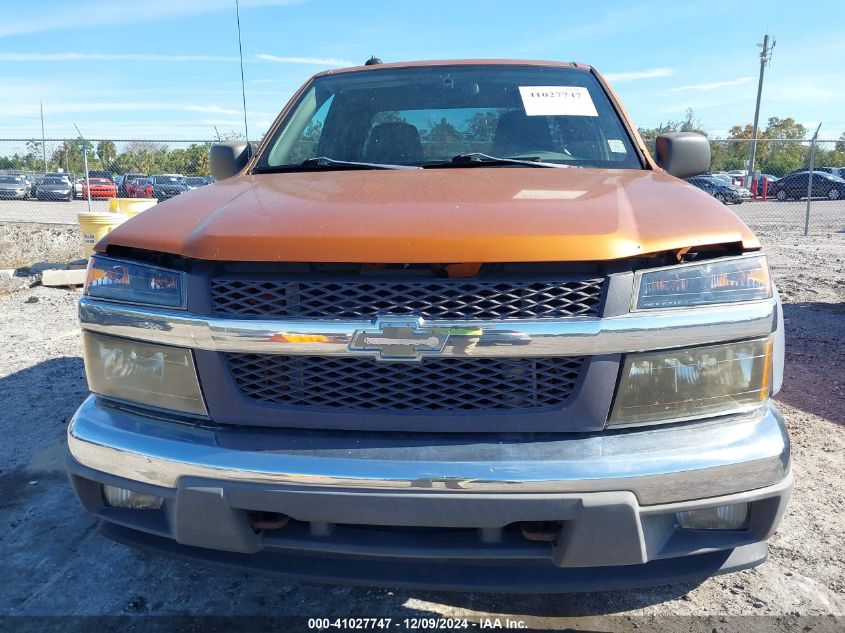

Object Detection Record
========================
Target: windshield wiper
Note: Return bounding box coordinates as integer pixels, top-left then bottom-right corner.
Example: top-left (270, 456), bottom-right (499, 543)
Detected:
top-left (254, 156), bottom-right (421, 173)
top-left (429, 153), bottom-right (570, 169)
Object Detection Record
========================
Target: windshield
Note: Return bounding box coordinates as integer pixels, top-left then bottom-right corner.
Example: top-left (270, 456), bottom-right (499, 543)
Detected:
top-left (152, 176), bottom-right (185, 184)
top-left (185, 177), bottom-right (205, 185)
top-left (43, 178), bottom-right (67, 185)
top-left (257, 65), bottom-right (641, 171)
top-left (0, 176), bottom-right (23, 184)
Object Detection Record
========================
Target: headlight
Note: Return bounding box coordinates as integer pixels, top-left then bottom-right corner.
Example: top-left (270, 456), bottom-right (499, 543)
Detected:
top-left (634, 255), bottom-right (771, 310)
top-left (609, 337), bottom-right (772, 427)
top-left (83, 332), bottom-right (207, 416)
top-left (85, 255), bottom-right (185, 309)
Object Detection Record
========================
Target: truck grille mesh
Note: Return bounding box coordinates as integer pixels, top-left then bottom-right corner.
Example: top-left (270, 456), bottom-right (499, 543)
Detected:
top-left (210, 278), bottom-right (605, 320)
top-left (225, 354), bottom-right (585, 411)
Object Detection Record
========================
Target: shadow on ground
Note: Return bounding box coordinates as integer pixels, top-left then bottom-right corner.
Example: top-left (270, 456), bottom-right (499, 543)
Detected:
top-left (777, 301), bottom-right (844, 423)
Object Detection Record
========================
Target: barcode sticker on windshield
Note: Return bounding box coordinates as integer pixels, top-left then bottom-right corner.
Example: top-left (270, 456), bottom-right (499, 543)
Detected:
top-left (608, 139), bottom-right (626, 153)
top-left (518, 86), bottom-right (598, 117)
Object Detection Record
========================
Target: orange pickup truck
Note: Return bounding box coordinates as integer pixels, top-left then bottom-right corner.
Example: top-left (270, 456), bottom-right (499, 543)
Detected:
top-left (68, 59), bottom-right (789, 592)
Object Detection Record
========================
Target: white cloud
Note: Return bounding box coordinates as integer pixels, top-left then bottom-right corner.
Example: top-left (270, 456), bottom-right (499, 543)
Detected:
top-left (0, 0), bottom-right (302, 38)
top-left (670, 76), bottom-right (754, 92)
top-left (0, 52), bottom-right (354, 67)
top-left (603, 68), bottom-right (674, 82)
top-left (255, 53), bottom-right (355, 66)
top-left (0, 53), bottom-right (240, 63)
top-left (185, 105), bottom-right (248, 115)
top-left (0, 101), bottom-right (272, 117)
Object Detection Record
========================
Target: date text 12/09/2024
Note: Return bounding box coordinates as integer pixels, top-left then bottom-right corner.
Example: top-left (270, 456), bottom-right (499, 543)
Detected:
top-left (307, 618), bottom-right (529, 630)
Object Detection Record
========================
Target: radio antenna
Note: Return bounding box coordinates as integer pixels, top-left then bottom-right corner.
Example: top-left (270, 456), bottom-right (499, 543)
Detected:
top-left (235, 0), bottom-right (249, 143)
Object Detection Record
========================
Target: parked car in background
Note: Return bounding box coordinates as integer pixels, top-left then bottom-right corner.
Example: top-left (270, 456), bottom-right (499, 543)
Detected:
top-left (6, 172), bottom-right (33, 195)
top-left (73, 179), bottom-right (84, 199)
top-left (118, 173), bottom-right (148, 196)
top-left (81, 177), bottom-right (118, 200)
top-left (769, 171), bottom-right (845, 201)
top-left (146, 174), bottom-right (188, 200)
top-left (0, 174), bottom-right (30, 199)
top-left (29, 177), bottom-right (41, 197)
top-left (37, 172), bottom-right (73, 192)
top-left (796, 167), bottom-right (845, 179)
top-left (686, 174), bottom-right (745, 204)
top-left (185, 175), bottom-right (213, 190)
top-left (756, 174), bottom-right (779, 197)
top-left (36, 176), bottom-right (74, 201)
top-left (87, 170), bottom-right (115, 185)
top-left (785, 167), bottom-right (845, 179)
top-left (124, 176), bottom-right (151, 198)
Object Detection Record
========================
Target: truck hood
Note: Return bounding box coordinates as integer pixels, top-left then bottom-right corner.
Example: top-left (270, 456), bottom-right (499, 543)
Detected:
top-left (98, 168), bottom-right (760, 262)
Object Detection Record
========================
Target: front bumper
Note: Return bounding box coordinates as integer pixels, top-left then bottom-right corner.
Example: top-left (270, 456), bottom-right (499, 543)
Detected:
top-left (0, 190), bottom-right (28, 199)
top-left (67, 396), bottom-right (792, 591)
top-left (153, 190), bottom-right (184, 200)
top-left (37, 191), bottom-right (72, 199)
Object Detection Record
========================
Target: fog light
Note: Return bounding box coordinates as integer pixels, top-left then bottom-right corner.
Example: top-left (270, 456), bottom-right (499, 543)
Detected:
top-left (609, 337), bottom-right (772, 427)
top-left (83, 332), bottom-right (207, 416)
top-left (676, 502), bottom-right (749, 530)
top-left (102, 484), bottom-right (163, 510)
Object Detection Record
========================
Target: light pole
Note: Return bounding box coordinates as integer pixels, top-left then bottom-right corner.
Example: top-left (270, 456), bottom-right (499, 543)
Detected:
top-left (747, 34), bottom-right (775, 187)
top-left (40, 102), bottom-right (47, 171)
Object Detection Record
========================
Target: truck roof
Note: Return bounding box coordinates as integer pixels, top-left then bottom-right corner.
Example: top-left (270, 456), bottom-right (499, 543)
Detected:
top-left (320, 59), bottom-right (594, 77)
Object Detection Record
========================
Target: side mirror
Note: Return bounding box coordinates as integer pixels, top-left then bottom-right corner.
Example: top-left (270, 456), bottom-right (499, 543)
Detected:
top-left (209, 141), bottom-right (253, 181)
top-left (654, 132), bottom-right (711, 179)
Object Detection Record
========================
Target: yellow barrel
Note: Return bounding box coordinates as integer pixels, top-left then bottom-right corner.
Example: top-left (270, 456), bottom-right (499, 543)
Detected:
top-left (78, 212), bottom-right (128, 258)
top-left (108, 197), bottom-right (157, 218)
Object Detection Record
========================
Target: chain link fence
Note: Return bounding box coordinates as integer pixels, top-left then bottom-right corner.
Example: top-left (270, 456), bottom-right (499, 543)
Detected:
top-left (0, 136), bottom-right (842, 269)
top-left (640, 137), bottom-right (845, 235)
top-left (0, 139), bottom-right (214, 225)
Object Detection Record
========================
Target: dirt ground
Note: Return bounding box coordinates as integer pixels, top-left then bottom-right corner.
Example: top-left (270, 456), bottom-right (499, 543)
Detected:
top-left (0, 219), bottom-right (843, 631)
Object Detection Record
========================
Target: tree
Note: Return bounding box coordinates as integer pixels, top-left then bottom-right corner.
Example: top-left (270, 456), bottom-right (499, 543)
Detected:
top-left (421, 118), bottom-right (463, 159)
top-left (836, 131), bottom-right (845, 154)
top-left (97, 140), bottom-right (117, 169)
top-left (50, 141), bottom-right (71, 173)
top-left (759, 117), bottom-right (807, 176)
top-left (764, 117), bottom-right (806, 141)
top-left (713, 124), bottom-right (767, 171)
top-left (465, 110), bottom-right (503, 149)
top-left (638, 109), bottom-right (707, 139)
top-left (183, 143), bottom-right (211, 176)
top-left (287, 120), bottom-right (323, 164)
top-left (638, 109), bottom-right (708, 156)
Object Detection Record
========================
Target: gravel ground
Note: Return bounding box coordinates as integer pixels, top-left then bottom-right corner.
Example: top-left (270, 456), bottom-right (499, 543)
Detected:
top-left (0, 199), bottom-right (110, 226)
top-left (0, 218), bottom-right (843, 631)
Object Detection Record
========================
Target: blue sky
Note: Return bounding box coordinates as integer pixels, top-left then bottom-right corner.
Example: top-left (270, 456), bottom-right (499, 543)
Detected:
top-left (1, 0), bottom-right (843, 141)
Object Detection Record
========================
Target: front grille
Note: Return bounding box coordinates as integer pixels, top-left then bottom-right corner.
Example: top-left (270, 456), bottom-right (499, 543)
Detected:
top-left (226, 354), bottom-right (585, 411)
top-left (210, 278), bottom-right (605, 320)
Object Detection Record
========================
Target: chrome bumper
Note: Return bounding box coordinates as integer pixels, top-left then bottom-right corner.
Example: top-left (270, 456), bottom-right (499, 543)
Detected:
top-left (68, 396), bottom-right (790, 506)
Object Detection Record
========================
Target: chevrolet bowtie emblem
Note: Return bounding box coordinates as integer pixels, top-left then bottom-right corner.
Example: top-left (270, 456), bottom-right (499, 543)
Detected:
top-left (349, 321), bottom-right (448, 361)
